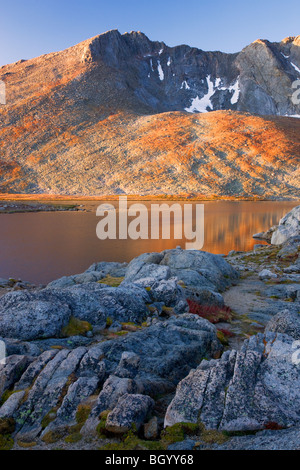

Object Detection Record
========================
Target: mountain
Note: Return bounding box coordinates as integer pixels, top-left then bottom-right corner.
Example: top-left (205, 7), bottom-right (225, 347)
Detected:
top-left (0, 30), bottom-right (299, 197)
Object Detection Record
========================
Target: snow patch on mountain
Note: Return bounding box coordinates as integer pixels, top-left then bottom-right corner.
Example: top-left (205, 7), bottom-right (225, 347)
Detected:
top-left (185, 75), bottom-right (214, 113)
top-left (229, 78), bottom-right (240, 104)
top-left (185, 76), bottom-right (240, 113)
top-left (180, 80), bottom-right (190, 90)
top-left (157, 60), bottom-right (164, 81)
top-left (291, 62), bottom-right (300, 74)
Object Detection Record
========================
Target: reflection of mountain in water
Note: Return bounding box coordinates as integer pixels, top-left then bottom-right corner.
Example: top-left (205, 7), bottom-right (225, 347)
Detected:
top-left (0, 201), bottom-right (297, 284)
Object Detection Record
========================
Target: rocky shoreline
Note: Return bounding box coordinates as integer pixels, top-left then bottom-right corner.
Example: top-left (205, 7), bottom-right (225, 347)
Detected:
top-left (0, 201), bottom-right (80, 214)
top-left (0, 206), bottom-right (299, 450)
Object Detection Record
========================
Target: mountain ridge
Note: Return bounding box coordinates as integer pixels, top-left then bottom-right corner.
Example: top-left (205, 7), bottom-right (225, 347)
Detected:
top-left (0, 30), bottom-right (299, 197)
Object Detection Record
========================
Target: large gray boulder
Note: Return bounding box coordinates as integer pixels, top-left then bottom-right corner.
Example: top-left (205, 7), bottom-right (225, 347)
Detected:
top-left (265, 284), bottom-right (300, 301)
top-left (47, 271), bottom-right (103, 288)
top-left (124, 262), bottom-right (170, 285)
top-left (91, 314), bottom-right (221, 386)
top-left (14, 347), bottom-right (87, 441)
top-left (124, 253), bottom-right (165, 283)
top-left (0, 355), bottom-right (32, 397)
top-left (41, 376), bottom-right (99, 436)
top-left (123, 248), bottom-right (238, 309)
top-left (266, 309), bottom-right (300, 340)
top-left (0, 314), bottom-right (221, 442)
top-left (0, 390), bottom-right (26, 419)
top-left (81, 314), bottom-right (222, 436)
top-left (165, 332), bottom-right (300, 432)
top-left (105, 394), bottom-right (154, 434)
top-left (148, 278), bottom-right (187, 311)
top-left (48, 261), bottom-right (128, 288)
top-left (0, 291), bottom-right (72, 340)
top-left (271, 206), bottom-right (300, 245)
top-left (85, 261), bottom-right (127, 277)
top-left (0, 282), bottom-right (151, 341)
top-left (0, 337), bottom-right (42, 357)
top-left (0, 249), bottom-right (237, 343)
top-left (44, 283), bottom-right (150, 325)
top-left (214, 426), bottom-right (300, 451)
top-left (160, 249), bottom-right (238, 292)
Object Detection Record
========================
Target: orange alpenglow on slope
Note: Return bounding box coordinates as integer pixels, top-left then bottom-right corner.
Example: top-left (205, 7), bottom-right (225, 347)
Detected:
top-left (0, 30), bottom-right (299, 198)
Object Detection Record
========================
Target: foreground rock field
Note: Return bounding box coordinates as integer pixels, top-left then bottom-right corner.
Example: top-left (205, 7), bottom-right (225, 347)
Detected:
top-left (0, 206), bottom-right (299, 450)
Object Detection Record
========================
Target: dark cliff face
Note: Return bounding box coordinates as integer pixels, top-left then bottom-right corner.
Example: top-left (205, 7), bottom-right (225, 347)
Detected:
top-left (82, 30), bottom-right (300, 116)
top-left (236, 38), bottom-right (300, 116)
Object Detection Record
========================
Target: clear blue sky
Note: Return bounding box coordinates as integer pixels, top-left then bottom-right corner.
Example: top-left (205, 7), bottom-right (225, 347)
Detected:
top-left (1, 0), bottom-right (299, 66)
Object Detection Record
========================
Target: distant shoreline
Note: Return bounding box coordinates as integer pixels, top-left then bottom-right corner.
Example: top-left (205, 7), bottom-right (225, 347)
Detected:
top-left (0, 193), bottom-right (299, 203)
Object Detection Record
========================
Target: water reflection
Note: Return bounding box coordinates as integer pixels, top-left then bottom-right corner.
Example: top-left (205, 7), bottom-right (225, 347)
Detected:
top-left (0, 200), bottom-right (298, 284)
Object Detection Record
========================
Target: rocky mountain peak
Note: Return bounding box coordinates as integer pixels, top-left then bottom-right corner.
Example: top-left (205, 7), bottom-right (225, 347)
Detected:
top-left (0, 31), bottom-right (299, 196)
top-left (281, 35), bottom-right (300, 44)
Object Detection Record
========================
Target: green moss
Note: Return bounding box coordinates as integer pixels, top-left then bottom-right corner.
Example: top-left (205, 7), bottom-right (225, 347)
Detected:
top-left (180, 422), bottom-right (199, 434)
top-left (266, 279), bottom-right (295, 285)
top-left (61, 316), bottom-right (92, 337)
top-left (160, 422), bottom-right (228, 448)
top-left (198, 422), bottom-right (229, 445)
top-left (217, 330), bottom-right (229, 346)
top-left (0, 417), bottom-right (15, 435)
top-left (240, 272), bottom-right (254, 279)
top-left (0, 390), bottom-right (15, 406)
top-left (41, 410), bottom-right (56, 429)
top-left (114, 331), bottom-right (128, 336)
top-left (177, 280), bottom-right (186, 288)
top-left (96, 410), bottom-right (110, 438)
top-left (41, 409), bottom-right (57, 429)
top-left (68, 423), bottom-right (82, 434)
top-left (0, 435), bottom-right (14, 450)
top-left (161, 422), bottom-right (199, 446)
top-left (145, 287), bottom-right (152, 292)
top-left (64, 433), bottom-right (82, 443)
top-left (98, 276), bottom-right (124, 287)
top-left (76, 403), bottom-right (92, 426)
top-left (42, 430), bottom-right (63, 444)
top-left (101, 431), bottom-right (165, 451)
top-left (0, 389), bottom-right (25, 406)
top-left (121, 322), bottom-right (142, 332)
top-left (15, 408), bottom-right (32, 426)
top-left (17, 440), bottom-right (37, 448)
top-left (162, 306), bottom-right (174, 313)
top-left (147, 305), bottom-right (157, 313)
top-left (106, 317), bottom-right (113, 327)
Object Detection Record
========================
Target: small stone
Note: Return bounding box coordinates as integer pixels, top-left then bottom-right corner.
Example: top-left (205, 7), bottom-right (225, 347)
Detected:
top-left (258, 269), bottom-right (277, 280)
top-left (108, 321), bottom-right (122, 333)
top-left (168, 439), bottom-right (197, 450)
top-left (144, 416), bottom-right (159, 440)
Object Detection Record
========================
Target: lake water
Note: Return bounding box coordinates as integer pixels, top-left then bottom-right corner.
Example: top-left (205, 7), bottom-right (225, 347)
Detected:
top-left (0, 200), bottom-right (298, 284)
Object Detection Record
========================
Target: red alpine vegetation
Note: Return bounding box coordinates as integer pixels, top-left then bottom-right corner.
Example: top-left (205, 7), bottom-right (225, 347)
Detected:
top-left (187, 299), bottom-right (233, 324)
